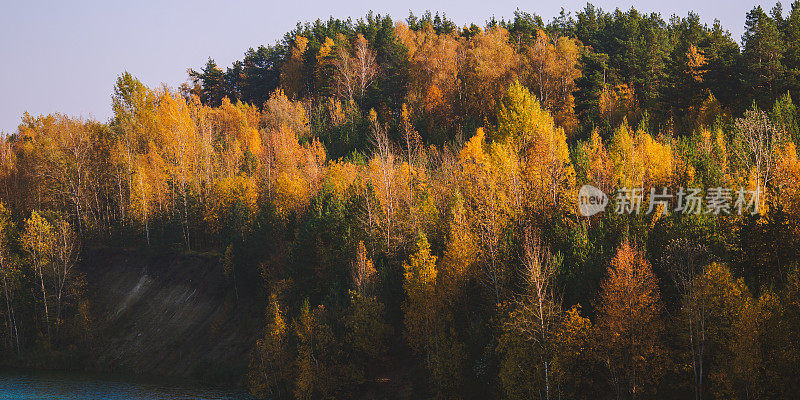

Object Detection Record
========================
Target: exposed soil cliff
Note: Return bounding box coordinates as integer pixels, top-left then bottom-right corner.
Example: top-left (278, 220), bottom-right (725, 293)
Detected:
top-left (80, 248), bottom-right (262, 386)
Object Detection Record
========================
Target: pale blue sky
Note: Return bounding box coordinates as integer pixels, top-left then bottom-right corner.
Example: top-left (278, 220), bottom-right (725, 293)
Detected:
top-left (0, 0), bottom-right (782, 134)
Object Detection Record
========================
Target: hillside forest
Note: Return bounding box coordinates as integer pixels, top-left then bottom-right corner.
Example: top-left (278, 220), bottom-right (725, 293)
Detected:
top-left (2, 4), bottom-right (800, 399)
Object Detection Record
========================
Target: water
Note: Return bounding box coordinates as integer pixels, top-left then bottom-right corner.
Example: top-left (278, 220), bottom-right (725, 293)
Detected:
top-left (0, 371), bottom-right (254, 399)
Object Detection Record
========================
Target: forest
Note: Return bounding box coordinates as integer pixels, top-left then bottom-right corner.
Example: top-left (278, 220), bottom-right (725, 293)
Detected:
top-left (1, 3), bottom-right (800, 399)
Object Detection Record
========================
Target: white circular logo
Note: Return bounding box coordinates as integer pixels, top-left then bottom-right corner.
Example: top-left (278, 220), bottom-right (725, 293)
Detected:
top-left (578, 185), bottom-right (608, 216)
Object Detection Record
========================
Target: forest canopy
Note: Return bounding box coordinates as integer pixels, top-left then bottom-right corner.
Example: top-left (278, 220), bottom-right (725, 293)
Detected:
top-left (2, 3), bottom-right (800, 400)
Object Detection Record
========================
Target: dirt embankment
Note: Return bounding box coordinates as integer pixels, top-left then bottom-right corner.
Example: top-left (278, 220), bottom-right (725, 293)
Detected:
top-left (79, 248), bottom-right (262, 386)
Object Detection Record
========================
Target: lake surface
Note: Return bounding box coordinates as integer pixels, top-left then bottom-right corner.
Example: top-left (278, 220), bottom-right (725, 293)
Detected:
top-left (0, 371), bottom-right (254, 399)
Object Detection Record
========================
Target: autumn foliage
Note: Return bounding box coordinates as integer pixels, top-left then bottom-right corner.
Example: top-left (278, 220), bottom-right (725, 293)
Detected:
top-left (2, 6), bottom-right (800, 400)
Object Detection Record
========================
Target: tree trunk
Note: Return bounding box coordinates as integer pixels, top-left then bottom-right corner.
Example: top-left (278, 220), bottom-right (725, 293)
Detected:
top-left (37, 264), bottom-right (51, 344)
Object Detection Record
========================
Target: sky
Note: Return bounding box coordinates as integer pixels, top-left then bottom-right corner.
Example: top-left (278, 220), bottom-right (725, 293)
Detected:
top-left (0, 0), bottom-right (783, 134)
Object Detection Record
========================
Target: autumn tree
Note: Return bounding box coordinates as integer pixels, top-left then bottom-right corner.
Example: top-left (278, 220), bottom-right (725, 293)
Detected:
top-left (499, 229), bottom-right (561, 400)
top-left (772, 139), bottom-right (800, 215)
top-left (112, 72), bottom-right (157, 227)
top-left (552, 305), bottom-right (597, 400)
top-left (155, 90), bottom-right (200, 249)
top-left (315, 37), bottom-right (337, 98)
top-left (281, 36), bottom-right (309, 99)
top-left (35, 116), bottom-right (92, 234)
top-left (249, 289), bottom-right (294, 399)
top-left (691, 263), bottom-right (760, 399)
top-left (493, 81), bottom-right (574, 211)
top-left (732, 107), bottom-right (783, 201)
top-left (261, 90), bottom-right (325, 219)
top-left (575, 129), bottom-right (614, 193)
top-left (295, 300), bottom-right (358, 399)
top-left (517, 30), bottom-right (583, 135)
top-left (403, 233), bottom-right (438, 362)
top-left (0, 204), bottom-right (20, 355)
top-left (403, 232), bottom-right (466, 396)
top-left (599, 84), bottom-right (640, 128)
top-left (608, 121), bottom-right (673, 190)
top-left (439, 193), bottom-right (477, 288)
top-left (367, 110), bottom-right (408, 251)
top-left (457, 128), bottom-right (517, 302)
top-left (345, 241), bottom-right (391, 371)
top-left (51, 218), bottom-right (79, 338)
top-left (463, 26), bottom-right (516, 123)
top-left (22, 211), bottom-right (54, 344)
top-left (596, 241), bottom-right (666, 399)
top-left (661, 239), bottom-right (711, 400)
top-left (333, 34), bottom-right (378, 104)
top-left (395, 22), bottom-right (463, 134)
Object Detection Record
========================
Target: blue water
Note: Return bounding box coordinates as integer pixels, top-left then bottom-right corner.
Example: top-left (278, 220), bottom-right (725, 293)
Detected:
top-left (0, 371), bottom-right (254, 399)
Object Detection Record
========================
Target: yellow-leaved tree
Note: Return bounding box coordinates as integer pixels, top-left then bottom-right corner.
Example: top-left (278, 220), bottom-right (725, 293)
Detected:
top-left (493, 81), bottom-right (574, 212)
top-left (403, 233), bottom-right (438, 356)
top-left (261, 90), bottom-right (326, 219)
top-left (773, 141), bottom-right (800, 218)
top-left (463, 26), bottom-right (516, 122)
top-left (22, 211), bottom-right (54, 344)
top-left (576, 129), bottom-right (614, 193)
top-left (458, 128), bottom-right (516, 302)
top-left (608, 121), bottom-right (673, 190)
top-left (249, 289), bottom-right (293, 399)
top-left (403, 232), bottom-right (465, 397)
top-left (395, 22), bottom-right (462, 129)
top-left (517, 30), bottom-right (582, 136)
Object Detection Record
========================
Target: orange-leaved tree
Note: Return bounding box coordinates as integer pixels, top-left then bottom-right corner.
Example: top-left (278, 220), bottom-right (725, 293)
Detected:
top-left (596, 241), bottom-right (666, 399)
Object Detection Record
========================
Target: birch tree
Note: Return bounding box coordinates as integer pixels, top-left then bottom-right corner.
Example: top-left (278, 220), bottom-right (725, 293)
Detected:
top-left (500, 228), bottom-right (561, 400)
top-left (732, 107), bottom-right (783, 204)
top-left (22, 211), bottom-right (54, 344)
top-left (51, 218), bottom-right (78, 337)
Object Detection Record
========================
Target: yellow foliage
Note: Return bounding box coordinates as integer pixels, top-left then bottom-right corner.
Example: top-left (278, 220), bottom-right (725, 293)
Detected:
top-left (258, 91), bottom-right (325, 218)
top-left (263, 89), bottom-right (309, 136)
top-left (269, 136), bottom-right (326, 219)
top-left (773, 141), bottom-right (800, 215)
top-left (518, 30), bottom-right (583, 136)
top-left (324, 160), bottom-right (360, 198)
top-left (686, 44), bottom-right (708, 83)
top-left (405, 234), bottom-right (437, 287)
top-left (403, 233), bottom-right (438, 353)
top-left (22, 211), bottom-right (53, 264)
top-left (215, 98), bottom-right (263, 158)
top-left (694, 93), bottom-right (726, 131)
top-left (463, 26), bottom-right (516, 121)
top-left (440, 194), bottom-right (477, 283)
top-left (494, 81), bottom-right (574, 210)
top-left (318, 37), bottom-right (335, 61)
top-left (596, 241), bottom-right (665, 397)
top-left (459, 127), bottom-right (489, 172)
top-left (609, 122), bottom-right (673, 189)
top-left (395, 22), bottom-right (461, 124)
top-left (204, 174), bottom-right (258, 235)
top-left (583, 129), bottom-right (614, 192)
